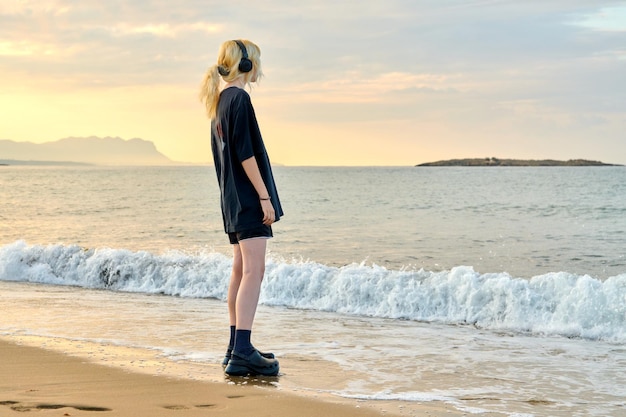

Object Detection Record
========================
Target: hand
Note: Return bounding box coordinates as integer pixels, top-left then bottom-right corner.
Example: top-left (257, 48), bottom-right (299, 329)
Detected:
top-left (260, 199), bottom-right (275, 225)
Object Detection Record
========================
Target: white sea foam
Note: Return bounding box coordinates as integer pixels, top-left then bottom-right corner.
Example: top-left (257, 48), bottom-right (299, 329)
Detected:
top-left (1, 240), bottom-right (625, 342)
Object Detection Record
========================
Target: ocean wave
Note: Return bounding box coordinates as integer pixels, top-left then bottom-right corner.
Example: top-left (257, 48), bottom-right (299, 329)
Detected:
top-left (1, 241), bottom-right (624, 342)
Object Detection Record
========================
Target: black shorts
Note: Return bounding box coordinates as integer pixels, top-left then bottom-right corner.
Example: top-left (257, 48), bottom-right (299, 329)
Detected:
top-left (228, 225), bottom-right (273, 245)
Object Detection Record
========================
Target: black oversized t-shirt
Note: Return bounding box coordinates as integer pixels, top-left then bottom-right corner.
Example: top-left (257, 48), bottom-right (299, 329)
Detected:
top-left (210, 87), bottom-right (283, 233)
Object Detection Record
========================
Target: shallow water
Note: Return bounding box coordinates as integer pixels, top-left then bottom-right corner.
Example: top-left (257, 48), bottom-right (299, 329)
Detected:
top-left (2, 281), bottom-right (625, 417)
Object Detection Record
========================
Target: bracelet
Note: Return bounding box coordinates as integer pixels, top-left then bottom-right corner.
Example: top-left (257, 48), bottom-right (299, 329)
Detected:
top-left (260, 196), bottom-right (271, 201)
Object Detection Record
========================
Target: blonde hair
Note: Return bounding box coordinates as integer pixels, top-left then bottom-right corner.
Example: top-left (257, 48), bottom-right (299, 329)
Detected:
top-left (199, 39), bottom-right (263, 120)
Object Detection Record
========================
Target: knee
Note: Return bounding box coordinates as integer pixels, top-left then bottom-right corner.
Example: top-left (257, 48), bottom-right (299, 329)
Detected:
top-left (231, 257), bottom-right (243, 279)
top-left (231, 263), bottom-right (243, 278)
top-left (242, 266), bottom-right (265, 282)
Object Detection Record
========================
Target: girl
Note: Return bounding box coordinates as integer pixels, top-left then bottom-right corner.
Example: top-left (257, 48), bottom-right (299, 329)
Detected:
top-left (199, 39), bottom-right (283, 377)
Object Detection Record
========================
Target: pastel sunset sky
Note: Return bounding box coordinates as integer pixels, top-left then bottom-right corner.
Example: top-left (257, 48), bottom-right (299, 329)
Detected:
top-left (1, 1), bottom-right (625, 165)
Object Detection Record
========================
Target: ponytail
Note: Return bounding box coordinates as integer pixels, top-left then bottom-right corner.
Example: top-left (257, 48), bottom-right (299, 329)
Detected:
top-left (199, 64), bottom-right (221, 120)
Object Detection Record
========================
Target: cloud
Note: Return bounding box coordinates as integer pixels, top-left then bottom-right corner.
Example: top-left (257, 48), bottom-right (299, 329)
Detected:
top-left (571, 5), bottom-right (626, 32)
top-left (1, 0), bottom-right (625, 164)
top-left (268, 71), bottom-right (464, 104)
top-left (0, 0), bottom-right (70, 16)
top-left (0, 40), bottom-right (48, 56)
top-left (107, 22), bottom-right (222, 38)
top-left (1, 0), bottom-right (621, 88)
top-left (0, 0), bottom-right (227, 86)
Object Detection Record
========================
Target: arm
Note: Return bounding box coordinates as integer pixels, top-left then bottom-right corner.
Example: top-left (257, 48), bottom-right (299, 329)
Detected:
top-left (241, 156), bottom-right (275, 225)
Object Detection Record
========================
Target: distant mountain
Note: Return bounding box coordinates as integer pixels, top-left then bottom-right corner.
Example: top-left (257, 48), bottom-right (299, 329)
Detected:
top-left (417, 158), bottom-right (620, 167)
top-left (0, 136), bottom-right (175, 166)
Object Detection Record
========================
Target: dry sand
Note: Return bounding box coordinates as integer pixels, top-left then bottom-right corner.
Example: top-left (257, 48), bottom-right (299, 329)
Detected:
top-left (0, 339), bottom-right (469, 417)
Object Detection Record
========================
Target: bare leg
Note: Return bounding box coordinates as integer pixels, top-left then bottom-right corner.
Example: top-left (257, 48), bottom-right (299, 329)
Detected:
top-left (224, 238), bottom-right (279, 375)
top-left (235, 238), bottom-right (267, 330)
top-left (227, 244), bottom-right (243, 327)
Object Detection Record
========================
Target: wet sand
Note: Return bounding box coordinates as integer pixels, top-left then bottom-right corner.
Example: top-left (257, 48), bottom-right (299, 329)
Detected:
top-left (0, 339), bottom-right (468, 417)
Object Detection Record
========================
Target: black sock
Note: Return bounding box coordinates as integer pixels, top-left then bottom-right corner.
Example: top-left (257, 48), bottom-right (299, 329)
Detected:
top-left (227, 325), bottom-right (236, 353)
top-left (233, 329), bottom-right (255, 356)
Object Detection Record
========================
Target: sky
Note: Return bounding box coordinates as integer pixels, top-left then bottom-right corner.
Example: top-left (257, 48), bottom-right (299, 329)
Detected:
top-left (1, 1), bottom-right (625, 166)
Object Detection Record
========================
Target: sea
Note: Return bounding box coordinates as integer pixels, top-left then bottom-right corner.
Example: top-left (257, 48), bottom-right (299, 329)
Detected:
top-left (1, 165), bottom-right (625, 417)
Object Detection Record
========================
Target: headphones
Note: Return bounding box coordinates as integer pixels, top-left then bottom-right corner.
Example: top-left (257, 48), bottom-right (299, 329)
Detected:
top-left (218, 40), bottom-right (253, 76)
top-left (234, 40), bottom-right (253, 73)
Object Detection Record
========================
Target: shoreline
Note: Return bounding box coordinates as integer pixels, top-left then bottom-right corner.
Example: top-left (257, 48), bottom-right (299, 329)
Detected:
top-left (0, 338), bottom-right (385, 417)
top-left (0, 337), bottom-right (473, 417)
top-left (2, 276), bottom-right (623, 416)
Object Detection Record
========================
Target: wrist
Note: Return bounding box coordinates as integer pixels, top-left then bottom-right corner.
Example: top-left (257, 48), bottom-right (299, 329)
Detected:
top-left (260, 196), bottom-right (271, 201)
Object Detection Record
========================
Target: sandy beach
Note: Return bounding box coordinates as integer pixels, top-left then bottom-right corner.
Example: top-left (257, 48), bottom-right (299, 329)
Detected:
top-left (0, 339), bottom-right (472, 417)
top-left (0, 339), bottom-right (378, 417)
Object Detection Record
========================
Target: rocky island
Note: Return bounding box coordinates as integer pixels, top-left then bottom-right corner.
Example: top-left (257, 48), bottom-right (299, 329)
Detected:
top-left (417, 158), bottom-right (620, 167)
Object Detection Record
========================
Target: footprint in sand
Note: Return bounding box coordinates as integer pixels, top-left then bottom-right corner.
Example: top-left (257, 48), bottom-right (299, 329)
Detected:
top-left (163, 405), bottom-right (191, 410)
top-left (0, 401), bottom-right (111, 412)
top-left (162, 404), bottom-right (218, 410)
